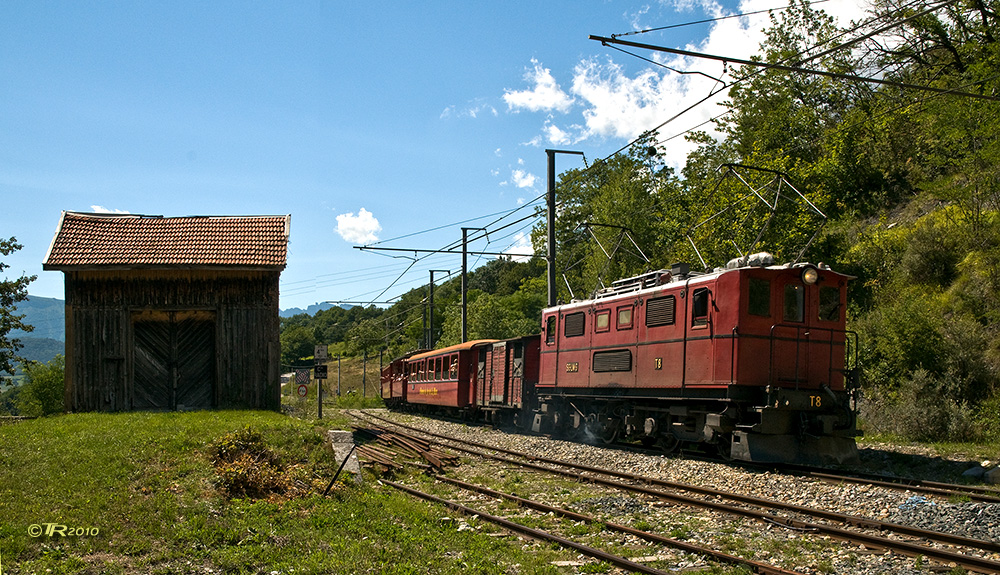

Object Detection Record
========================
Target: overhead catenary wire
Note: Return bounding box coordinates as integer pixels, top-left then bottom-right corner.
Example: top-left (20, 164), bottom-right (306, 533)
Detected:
top-left (351, 1), bottom-right (962, 307)
top-left (609, 0), bottom-right (962, 155)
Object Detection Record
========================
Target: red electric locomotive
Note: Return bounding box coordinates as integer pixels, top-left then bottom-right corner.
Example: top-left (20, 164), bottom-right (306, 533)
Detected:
top-left (382, 253), bottom-right (860, 465)
top-left (532, 255), bottom-right (859, 464)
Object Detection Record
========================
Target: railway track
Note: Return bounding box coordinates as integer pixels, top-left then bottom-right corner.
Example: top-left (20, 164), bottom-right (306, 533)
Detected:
top-left (350, 418), bottom-right (805, 574)
top-left (350, 410), bottom-right (1000, 574)
top-left (395, 406), bottom-right (1000, 504)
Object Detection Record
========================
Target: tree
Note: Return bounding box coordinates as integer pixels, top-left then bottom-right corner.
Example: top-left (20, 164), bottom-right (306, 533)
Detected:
top-left (346, 318), bottom-right (385, 356)
top-left (280, 325), bottom-right (315, 367)
top-left (16, 355), bottom-right (65, 417)
top-left (1, 237), bottom-right (36, 376)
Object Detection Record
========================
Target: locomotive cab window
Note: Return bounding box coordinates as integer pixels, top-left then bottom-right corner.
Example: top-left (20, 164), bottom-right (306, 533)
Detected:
top-left (783, 284), bottom-right (804, 322)
top-left (595, 310), bottom-right (611, 333)
top-left (748, 278), bottom-right (771, 317)
top-left (818, 286), bottom-right (841, 322)
top-left (617, 306), bottom-right (633, 329)
top-left (564, 312), bottom-right (586, 337)
top-left (692, 288), bottom-right (710, 327)
top-left (545, 316), bottom-right (556, 344)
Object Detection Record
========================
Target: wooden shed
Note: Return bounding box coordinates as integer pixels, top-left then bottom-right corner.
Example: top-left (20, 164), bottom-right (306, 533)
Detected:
top-left (43, 212), bottom-right (290, 412)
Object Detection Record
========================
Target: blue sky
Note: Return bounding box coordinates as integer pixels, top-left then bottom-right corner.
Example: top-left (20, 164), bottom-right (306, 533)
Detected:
top-left (1, 0), bottom-right (867, 311)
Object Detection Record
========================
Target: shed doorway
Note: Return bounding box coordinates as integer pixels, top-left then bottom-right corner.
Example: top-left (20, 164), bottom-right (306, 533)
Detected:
top-left (132, 310), bottom-right (216, 410)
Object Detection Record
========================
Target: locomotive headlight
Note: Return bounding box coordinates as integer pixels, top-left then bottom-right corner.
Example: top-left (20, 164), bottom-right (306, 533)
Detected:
top-left (801, 266), bottom-right (819, 285)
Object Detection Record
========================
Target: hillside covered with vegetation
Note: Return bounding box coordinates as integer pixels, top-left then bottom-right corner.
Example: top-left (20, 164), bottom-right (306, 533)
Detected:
top-left (282, 0), bottom-right (1000, 443)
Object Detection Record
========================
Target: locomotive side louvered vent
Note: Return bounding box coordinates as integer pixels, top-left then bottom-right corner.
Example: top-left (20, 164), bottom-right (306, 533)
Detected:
top-left (645, 296), bottom-right (676, 327)
top-left (564, 312), bottom-right (586, 337)
top-left (593, 349), bottom-right (632, 372)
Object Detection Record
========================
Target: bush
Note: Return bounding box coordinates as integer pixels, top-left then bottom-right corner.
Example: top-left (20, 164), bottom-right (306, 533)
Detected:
top-left (15, 355), bottom-right (65, 417)
top-left (211, 426), bottom-right (287, 498)
top-left (860, 369), bottom-right (976, 441)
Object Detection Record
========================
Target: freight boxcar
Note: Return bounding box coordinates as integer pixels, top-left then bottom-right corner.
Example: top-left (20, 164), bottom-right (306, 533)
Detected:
top-left (475, 334), bottom-right (540, 426)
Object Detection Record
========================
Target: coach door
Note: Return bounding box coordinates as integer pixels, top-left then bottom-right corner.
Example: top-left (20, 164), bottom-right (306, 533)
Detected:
top-left (132, 310), bottom-right (216, 411)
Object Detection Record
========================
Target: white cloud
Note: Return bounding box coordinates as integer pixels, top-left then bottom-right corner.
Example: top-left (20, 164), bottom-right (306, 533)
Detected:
top-left (441, 99), bottom-right (498, 120)
top-left (503, 232), bottom-right (535, 262)
top-left (90, 205), bottom-right (129, 214)
top-left (543, 120), bottom-right (573, 146)
top-left (505, 0), bottom-right (869, 169)
top-left (335, 207), bottom-right (382, 244)
top-left (503, 59), bottom-right (575, 114)
top-left (511, 169), bottom-right (537, 189)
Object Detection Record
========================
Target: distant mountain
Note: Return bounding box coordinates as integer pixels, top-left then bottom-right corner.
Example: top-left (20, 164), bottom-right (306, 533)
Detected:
top-left (10, 295), bottom-right (64, 341)
top-left (1, 337), bottom-right (64, 378)
top-left (280, 302), bottom-right (340, 317)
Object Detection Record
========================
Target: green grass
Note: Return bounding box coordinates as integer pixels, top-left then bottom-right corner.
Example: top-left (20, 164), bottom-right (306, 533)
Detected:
top-left (0, 411), bottom-right (567, 574)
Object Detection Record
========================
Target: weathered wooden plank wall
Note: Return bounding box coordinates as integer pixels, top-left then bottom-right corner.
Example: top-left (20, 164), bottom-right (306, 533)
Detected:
top-left (64, 270), bottom-right (281, 412)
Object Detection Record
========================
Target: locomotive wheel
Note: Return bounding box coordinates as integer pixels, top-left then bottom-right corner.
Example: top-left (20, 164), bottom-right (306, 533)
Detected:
top-left (658, 434), bottom-right (680, 454)
top-left (586, 414), bottom-right (619, 444)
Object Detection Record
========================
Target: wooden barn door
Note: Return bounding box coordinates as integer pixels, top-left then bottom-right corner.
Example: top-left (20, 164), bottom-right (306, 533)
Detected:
top-left (132, 311), bottom-right (216, 410)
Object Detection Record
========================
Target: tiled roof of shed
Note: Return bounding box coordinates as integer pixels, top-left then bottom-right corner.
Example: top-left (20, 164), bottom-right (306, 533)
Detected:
top-left (43, 212), bottom-right (290, 269)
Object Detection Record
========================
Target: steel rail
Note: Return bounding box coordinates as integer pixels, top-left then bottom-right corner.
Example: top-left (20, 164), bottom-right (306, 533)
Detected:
top-left (779, 466), bottom-right (1000, 503)
top-left (358, 411), bottom-right (1000, 551)
top-left (429, 473), bottom-right (803, 575)
top-left (380, 478), bottom-right (678, 575)
top-left (354, 412), bottom-right (1000, 574)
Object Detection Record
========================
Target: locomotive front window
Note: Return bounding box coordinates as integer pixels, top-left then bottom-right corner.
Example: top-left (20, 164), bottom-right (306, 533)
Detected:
top-left (617, 306), bottom-right (633, 329)
top-left (783, 284), bottom-right (804, 322)
top-left (692, 288), bottom-right (709, 327)
top-left (545, 316), bottom-right (556, 344)
top-left (749, 278), bottom-right (771, 317)
top-left (564, 312), bottom-right (586, 337)
top-left (595, 310), bottom-right (611, 332)
top-left (819, 286), bottom-right (841, 322)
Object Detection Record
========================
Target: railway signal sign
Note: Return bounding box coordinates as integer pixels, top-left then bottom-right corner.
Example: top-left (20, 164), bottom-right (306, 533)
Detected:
top-left (297, 384), bottom-right (308, 398)
top-left (314, 364), bottom-right (328, 379)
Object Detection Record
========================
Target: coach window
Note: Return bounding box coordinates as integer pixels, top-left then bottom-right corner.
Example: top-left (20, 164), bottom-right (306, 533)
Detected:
top-left (595, 310), bottom-right (611, 333)
top-left (545, 316), bottom-right (556, 344)
top-left (819, 286), bottom-right (841, 322)
top-left (564, 311), bottom-right (586, 337)
top-left (692, 288), bottom-right (710, 327)
top-left (449, 355), bottom-right (459, 379)
top-left (783, 284), bottom-right (804, 322)
top-left (617, 305), bottom-right (633, 329)
top-left (749, 278), bottom-right (771, 317)
top-left (435, 357), bottom-right (444, 380)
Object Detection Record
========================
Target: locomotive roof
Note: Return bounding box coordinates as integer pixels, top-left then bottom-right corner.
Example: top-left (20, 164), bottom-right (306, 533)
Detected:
top-left (551, 259), bottom-right (852, 313)
top-left (409, 339), bottom-right (498, 361)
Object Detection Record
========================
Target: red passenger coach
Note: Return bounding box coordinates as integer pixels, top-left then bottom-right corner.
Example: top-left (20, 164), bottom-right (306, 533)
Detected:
top-left (380, 349), bottom-right (426, 407)
top-left (403, 340), bottom-right (497, 412)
